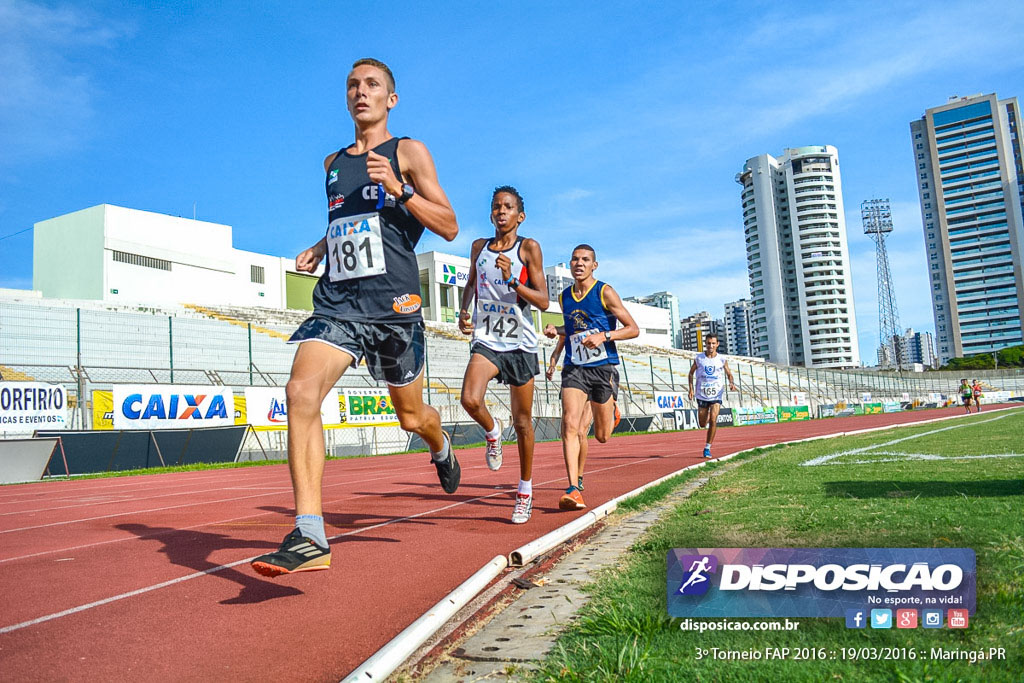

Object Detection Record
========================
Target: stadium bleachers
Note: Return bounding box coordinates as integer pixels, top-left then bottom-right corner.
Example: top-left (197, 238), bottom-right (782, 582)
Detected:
top-left (3, 295), bottom-right (1022, 433)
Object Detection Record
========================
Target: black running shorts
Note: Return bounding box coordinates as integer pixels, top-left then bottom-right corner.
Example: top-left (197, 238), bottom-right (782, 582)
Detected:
top-left (561, 363), bottom-right (619, 404)
top-left (289, 316), bottom-right (424, 386)
top-left (470, 343), bottom-right (539, 387)
top-left (697, 399), bottom-right (723, 409)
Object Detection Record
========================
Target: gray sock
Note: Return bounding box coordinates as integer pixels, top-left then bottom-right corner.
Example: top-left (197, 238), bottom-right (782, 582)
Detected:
top-left (295, 514), bottom-right (328, 548)
top-left (430, 433), bottom-right (451, 462)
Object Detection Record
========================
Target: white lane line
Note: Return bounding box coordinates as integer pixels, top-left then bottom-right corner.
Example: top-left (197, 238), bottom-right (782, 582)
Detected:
top-left (0, 464), bottom-right (443, 535)
top-left (819, 452), bottom-right (1024, 465)
top-left (0, 446), bottom-right (658, 564)
top-left (0, 452), bottom-right (669, 636)
top-left (800, 413), bottom-right (1013, 466)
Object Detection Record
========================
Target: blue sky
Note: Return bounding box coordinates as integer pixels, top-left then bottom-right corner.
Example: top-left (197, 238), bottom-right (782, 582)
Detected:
top-left (2, 0), bottom-right (1022, 364)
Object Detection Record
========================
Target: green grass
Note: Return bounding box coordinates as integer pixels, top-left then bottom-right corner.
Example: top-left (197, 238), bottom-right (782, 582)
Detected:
top-left (534, 408), bottom-right (1024, 682)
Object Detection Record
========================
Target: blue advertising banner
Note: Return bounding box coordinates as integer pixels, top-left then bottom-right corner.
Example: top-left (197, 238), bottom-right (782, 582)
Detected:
top-left (667, 548), bottom-right (975, 618)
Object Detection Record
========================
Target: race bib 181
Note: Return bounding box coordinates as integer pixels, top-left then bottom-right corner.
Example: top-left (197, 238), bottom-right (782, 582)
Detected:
top-left (327, 212), bottom-right (386, 282)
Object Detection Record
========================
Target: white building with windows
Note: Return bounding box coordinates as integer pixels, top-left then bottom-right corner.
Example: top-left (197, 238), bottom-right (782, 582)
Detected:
top-left (736, 146), bottom-right (860, 368)
top-left (723, 298), bottom-right (753, 357)
top-left (910, 94), bottom-right (1024, 364)
top-left (33, 204), bottom-right (304, 309)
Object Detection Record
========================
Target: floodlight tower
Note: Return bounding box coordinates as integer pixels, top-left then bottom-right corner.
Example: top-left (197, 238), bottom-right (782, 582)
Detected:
top-left (862, 198), bottom-right (905, 370)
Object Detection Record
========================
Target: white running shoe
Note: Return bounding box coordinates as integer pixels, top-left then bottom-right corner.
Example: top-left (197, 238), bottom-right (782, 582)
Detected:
top-left (511, 492), bottom-right (533, 524)
top-left (485, 419), bottom-right (503, 471)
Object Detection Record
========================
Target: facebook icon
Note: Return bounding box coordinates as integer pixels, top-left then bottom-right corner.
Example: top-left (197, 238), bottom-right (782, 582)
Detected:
top-left (845, 609), bottom-right (866, 628)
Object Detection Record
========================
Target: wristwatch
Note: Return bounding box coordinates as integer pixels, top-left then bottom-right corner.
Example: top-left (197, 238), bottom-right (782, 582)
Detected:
top-left (604, 331), bottom-right (612, 342)
top-left (507, 277), bottom-right (520, 289)
top-left (398, 183), bottom-right (415, 204)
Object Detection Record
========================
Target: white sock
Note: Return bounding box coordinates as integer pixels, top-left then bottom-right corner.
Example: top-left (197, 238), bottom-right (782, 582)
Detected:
top-left (485, 421), bottom-right (501, 441)
top-left (705, 443), bottom-right (712, 449)
top-left (430, 433), bottom-right (450, 462)
top-left (518, 479), bottom-right (532, 496)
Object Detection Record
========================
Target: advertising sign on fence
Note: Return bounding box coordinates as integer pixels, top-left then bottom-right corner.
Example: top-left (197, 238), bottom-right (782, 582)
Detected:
top-left (863, 402), bottom-right (883, 415)
top-left (734, 407), bottom-right (778, 426)
top-left (790, 392), bottom-right (807, 406)
top-left (112, 385), bottom-right (234, 430)
top-left (341, 388), bottom-right (400, 426)
top-left (0, 382), bottom-right (68, 433)
top-left (776, 405), bottom-right (810, 422)
top-left (883, 400), bottom-right (902, 413)
top-left (92, 390), bottom-right (114, 429)
top-left (655, 392), bottom-right (689, 411)
top-left (244, 387), bottom-right (341, 428)
top-left (669, 408), bottom-right (734, 431)
top-left (818, 404), bottom-right (836, 418)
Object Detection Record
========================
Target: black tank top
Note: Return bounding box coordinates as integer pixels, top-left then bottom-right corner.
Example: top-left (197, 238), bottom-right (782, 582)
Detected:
top-left (313, 137), bottom-right (426, 322)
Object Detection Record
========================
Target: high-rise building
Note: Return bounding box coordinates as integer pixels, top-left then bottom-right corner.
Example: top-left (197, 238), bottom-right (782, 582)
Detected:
top-left (723, 298), bottom-right (753, 357)
top-left (902, 328), bottom-right (937, 368)
top-left (544, 263), bottom-right (573, 301)
top-left (910, 93), bottom-right (1024, 364)
top-left (625, 291), bottom-right (680, 348)
top-left (680, 311), bottom-right (723, 352)
top-left (736, 146), bottom-right (860, 368)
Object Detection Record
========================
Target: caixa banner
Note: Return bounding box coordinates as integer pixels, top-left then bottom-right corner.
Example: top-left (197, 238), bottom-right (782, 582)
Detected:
top-left (667, 548), bottom-right (975, 618)
top-left (113, 385), bottom-right (234, 430)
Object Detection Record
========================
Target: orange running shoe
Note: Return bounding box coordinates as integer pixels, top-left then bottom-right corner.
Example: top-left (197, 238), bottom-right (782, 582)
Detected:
top-left (613, 401), bottom-right (622, 430)
top-left (558, 486), bottom-right (586, 510)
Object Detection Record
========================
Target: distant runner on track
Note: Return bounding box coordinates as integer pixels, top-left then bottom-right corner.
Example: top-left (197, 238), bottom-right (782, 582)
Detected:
top-left (458, 186), bottom-right (548, 524)
top-left (687, 333), bottom-right (737, 459)
top-left (958, 378), bottom-right (972, 414)
top-left (251, 58), bottom-right (460, 577)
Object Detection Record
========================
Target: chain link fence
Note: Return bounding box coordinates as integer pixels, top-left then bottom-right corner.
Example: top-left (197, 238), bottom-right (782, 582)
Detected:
top-left (3, 299), bottom-right (1022, 460)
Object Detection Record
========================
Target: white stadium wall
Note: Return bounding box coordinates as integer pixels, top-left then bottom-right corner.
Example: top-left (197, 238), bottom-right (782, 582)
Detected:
top-left (33, 205), bottom-right (106, 301)
top-left (35, 205), bottom-right (290, 309)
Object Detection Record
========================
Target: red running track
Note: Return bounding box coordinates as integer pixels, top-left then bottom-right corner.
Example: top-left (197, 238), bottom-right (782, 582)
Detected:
top-left (0, 405), bottom-right (1013, 681)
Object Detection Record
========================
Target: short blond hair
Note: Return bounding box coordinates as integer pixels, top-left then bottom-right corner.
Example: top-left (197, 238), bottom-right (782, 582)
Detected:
top-left (352, 58), bottom-right (395, 92)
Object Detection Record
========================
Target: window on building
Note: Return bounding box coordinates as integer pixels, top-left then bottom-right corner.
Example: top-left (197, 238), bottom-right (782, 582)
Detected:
top-left (923, 193), bottom-right (930, 199)
top-left (112, 250), bottom-right (171, 271)
top-left (250, 265), bottom-right (265, 284)
top-left (919, 163), bottom-right (926, 169)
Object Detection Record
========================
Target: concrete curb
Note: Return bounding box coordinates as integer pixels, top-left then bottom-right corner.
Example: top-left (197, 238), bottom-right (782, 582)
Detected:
top-left (341, 555), bottom-right (508, 683)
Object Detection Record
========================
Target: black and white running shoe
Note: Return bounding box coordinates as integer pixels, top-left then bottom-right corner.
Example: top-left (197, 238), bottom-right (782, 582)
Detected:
top-left (432, 434), bottom-right (461, 494)
top-left (251, 528), bottom-right (331, 577)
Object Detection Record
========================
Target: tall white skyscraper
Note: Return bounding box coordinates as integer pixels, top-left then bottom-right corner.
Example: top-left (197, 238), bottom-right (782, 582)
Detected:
top-left (736, 146), bottom-right (860, 368)
top-left (723, 298), bottom-right (753, 357)
top-left (910, 93), bottom-right (1024, 364)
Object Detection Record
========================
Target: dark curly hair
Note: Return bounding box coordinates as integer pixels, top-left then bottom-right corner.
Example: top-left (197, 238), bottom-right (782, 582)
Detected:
top-left (492, 185), bottom-right (525, 213)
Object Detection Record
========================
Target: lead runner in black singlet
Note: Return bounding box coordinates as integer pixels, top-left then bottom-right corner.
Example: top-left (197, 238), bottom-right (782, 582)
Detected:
top-left (252, 58), bottom-right (461, 578)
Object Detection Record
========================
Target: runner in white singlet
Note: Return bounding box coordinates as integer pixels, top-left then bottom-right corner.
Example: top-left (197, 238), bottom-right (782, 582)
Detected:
top-left (687, 333), bottom-right (737, 459)
top-left (458, 186), bottom-right (548, 524)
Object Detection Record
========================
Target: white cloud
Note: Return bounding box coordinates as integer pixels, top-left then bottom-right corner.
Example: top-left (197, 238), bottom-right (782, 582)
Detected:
top-left (0, 0), bottom-right (131, 162)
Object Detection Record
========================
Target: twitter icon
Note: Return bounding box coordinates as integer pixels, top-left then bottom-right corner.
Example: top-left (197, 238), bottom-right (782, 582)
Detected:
top-left (870, 609), bottom-right (892, 629)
